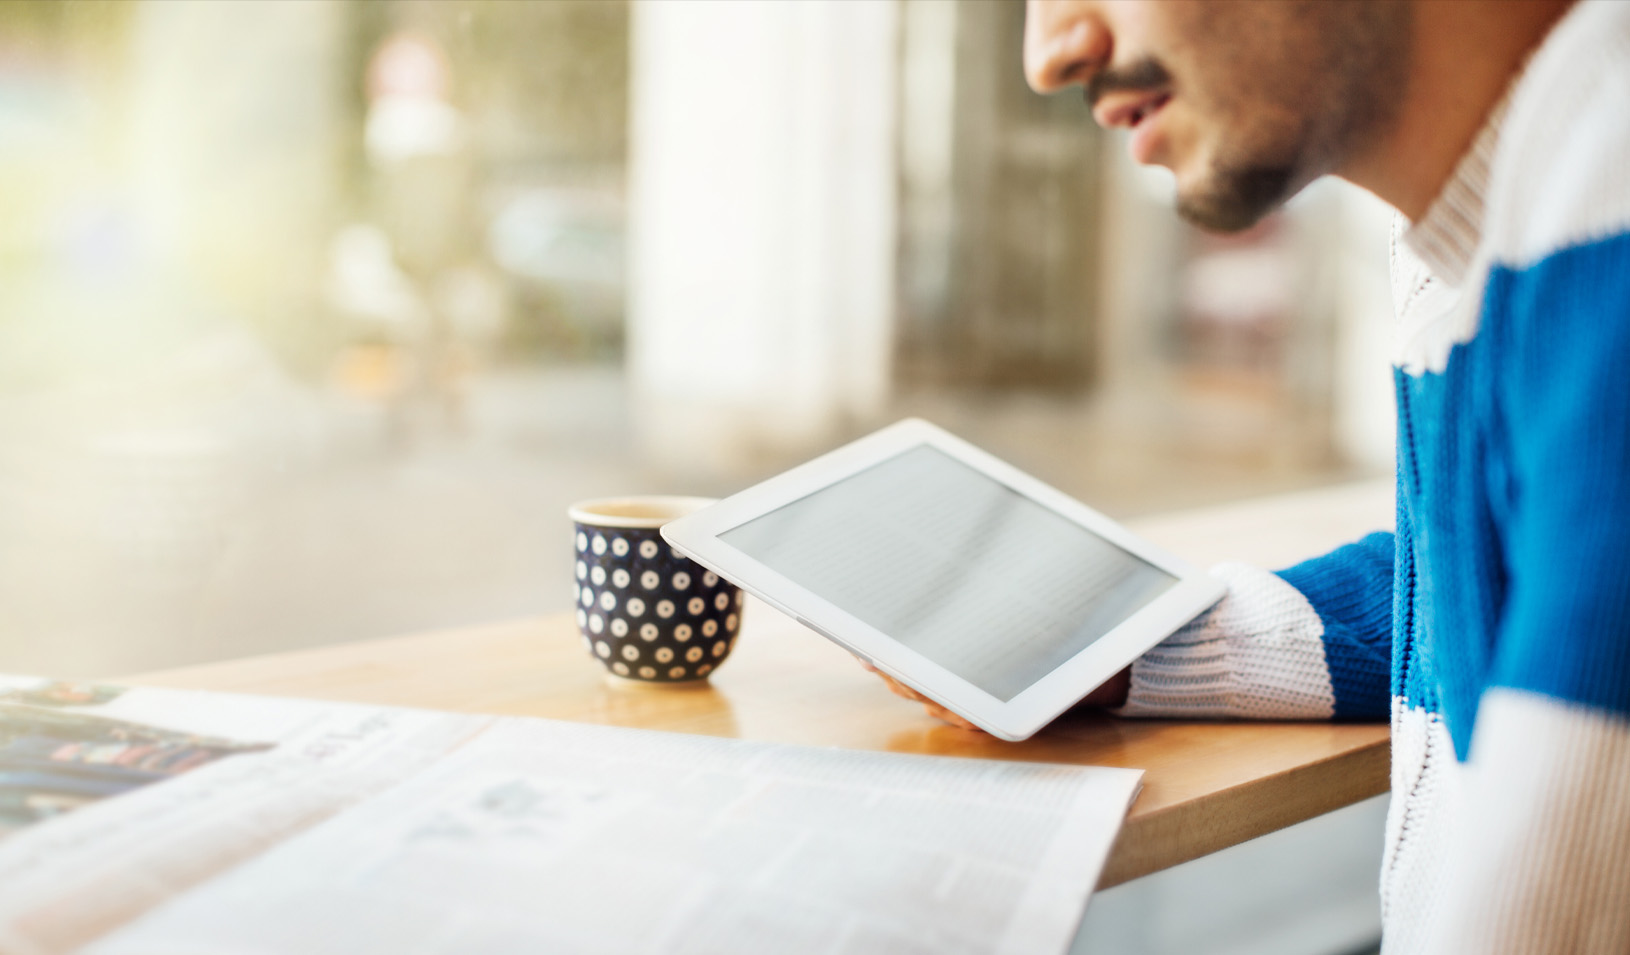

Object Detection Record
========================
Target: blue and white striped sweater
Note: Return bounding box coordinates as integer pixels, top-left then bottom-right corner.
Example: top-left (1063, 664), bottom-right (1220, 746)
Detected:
top-left (1119, 3), bottom-right (1630, 950)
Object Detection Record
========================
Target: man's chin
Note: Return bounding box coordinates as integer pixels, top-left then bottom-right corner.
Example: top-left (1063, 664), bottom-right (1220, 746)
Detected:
top-left (1174, 165), bottom-right (1298, 233)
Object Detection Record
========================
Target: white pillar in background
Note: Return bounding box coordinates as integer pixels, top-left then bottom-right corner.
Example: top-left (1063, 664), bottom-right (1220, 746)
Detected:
top-left (627, 0), bottom-right (899, 474)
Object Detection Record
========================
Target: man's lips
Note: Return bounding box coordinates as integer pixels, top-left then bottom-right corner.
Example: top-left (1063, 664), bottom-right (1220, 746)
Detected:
top-left (1091, 88), bottom-right (1171, 131)
top-left (1092, 89), bottom-right (1172, 164)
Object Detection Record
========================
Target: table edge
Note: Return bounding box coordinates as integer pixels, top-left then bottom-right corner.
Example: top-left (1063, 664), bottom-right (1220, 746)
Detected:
top-left (1099, 729), bottom-right (1390, 887)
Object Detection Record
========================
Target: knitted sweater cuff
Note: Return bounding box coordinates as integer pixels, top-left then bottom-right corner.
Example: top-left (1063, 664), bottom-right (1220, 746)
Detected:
top-left (1113, 562), bottom-right (1336, 720)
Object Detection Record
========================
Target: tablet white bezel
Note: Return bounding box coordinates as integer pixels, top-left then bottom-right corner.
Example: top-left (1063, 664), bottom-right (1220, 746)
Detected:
top-left (660, 418), bottom-right (1225, 741)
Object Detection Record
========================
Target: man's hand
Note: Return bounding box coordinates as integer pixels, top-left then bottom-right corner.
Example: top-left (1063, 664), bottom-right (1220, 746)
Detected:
top-left (1079, 668), bottom-right (1133, 708)
top-left (861, 660), bottom-right (1133, 732)
top-left (863, 662), bottom-right (983, 730)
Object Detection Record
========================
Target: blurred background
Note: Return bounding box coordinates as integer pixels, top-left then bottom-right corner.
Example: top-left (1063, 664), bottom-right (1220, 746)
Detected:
top-left (0, 2), bottom-right (1393, 952)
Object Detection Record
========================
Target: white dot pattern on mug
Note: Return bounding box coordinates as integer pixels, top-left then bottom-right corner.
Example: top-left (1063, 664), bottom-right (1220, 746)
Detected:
top-left (573, 520), bottom-right (744, 684)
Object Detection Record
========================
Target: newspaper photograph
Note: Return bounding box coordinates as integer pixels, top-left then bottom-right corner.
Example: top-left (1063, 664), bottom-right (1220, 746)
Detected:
top-left (0, 681), bottom-right (276, 840)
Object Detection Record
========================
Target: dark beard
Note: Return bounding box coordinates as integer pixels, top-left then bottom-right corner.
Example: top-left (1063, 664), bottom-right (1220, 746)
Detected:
top-left (1167, 1), bottom-right (1410, 233)
top-left (1175, 163), bottom-right (1297, 233)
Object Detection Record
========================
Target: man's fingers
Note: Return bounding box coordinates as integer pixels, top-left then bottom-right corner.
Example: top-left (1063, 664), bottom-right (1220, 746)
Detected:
top-left (922, 701), bottom-right (981, 731)
top-left (878, 672), bottom-right (928, 704)
top-left (872, 672), bottom-right (985, 732)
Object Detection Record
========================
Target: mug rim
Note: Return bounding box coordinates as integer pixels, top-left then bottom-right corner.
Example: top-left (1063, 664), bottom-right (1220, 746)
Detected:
top-left (569, 495), bottom-right (717, 529)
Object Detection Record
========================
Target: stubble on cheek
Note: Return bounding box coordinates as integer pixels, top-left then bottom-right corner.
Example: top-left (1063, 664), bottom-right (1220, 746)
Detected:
top-left (1159, 0), bottom-right (1405, 231)
top-left (1165, 66), bottom-right (1311, 230)
top-left (1145, 7), bottom-right (1292, 228)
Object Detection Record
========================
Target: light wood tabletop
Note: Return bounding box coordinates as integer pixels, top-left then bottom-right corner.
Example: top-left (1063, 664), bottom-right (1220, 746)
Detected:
top-left (122, 479), bottom-right (1395, 889)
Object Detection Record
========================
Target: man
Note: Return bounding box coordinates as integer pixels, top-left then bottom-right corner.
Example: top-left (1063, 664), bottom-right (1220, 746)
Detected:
top-left (881, 1), bottom-right (1630, 950)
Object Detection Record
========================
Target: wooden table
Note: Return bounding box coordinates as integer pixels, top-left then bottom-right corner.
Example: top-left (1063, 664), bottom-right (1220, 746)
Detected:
top-left (124, 480), bottom-right (1395, 889)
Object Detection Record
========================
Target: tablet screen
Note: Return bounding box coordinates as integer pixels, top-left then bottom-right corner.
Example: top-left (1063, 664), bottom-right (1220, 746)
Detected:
top-left (719, 445), bottom-right (1177, 701)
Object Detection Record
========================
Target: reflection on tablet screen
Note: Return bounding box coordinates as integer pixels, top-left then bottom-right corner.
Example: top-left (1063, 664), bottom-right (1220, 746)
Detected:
top-left (720, 445), bottom-right (1177, 701)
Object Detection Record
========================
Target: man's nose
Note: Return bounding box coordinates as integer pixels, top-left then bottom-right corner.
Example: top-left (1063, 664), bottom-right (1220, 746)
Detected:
top-left (1023, 0), bottom-right (1112, 94)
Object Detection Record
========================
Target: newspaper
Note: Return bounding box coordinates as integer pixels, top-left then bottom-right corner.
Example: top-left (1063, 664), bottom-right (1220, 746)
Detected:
top-left (0, 676), bottom-right (1141, 955)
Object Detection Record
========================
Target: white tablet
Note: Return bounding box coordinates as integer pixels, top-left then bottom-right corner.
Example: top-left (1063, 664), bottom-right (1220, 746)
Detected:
top-left (661, 419), bottom-right (1225, 740)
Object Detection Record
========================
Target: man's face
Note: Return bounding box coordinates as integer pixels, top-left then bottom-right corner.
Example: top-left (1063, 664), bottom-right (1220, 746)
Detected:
top-left (1025, 0), bottom-right (1409, 231)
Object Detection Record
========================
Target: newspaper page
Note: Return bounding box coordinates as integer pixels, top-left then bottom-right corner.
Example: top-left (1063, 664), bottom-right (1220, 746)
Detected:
top-left (0, 677), bottom-right (1141, 955)
top-left (0, 676), bottom-right (492, 955)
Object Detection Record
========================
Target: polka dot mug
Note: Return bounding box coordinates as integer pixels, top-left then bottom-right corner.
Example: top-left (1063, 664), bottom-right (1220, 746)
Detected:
top-left (568, 497), bottom-right (744, 686)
